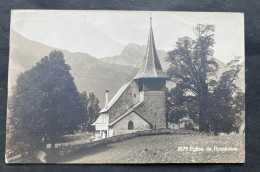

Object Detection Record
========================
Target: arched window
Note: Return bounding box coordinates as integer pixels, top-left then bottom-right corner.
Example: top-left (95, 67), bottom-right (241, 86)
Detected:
top-left (128, 121), bottom-right (134, 130)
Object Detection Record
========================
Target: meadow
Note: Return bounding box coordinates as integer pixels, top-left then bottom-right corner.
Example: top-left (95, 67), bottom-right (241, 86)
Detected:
top-left (65, 133), bottom-right (245, 163)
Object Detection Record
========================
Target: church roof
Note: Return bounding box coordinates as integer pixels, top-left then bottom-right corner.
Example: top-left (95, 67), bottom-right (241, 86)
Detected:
top-left (134, 19), bottom-right (168, 80)
top-left (99, 81), bottom-right (132, 113)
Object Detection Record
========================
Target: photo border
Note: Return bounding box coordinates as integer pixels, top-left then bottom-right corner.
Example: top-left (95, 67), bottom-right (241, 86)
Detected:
top-left (1, 0), bottom-right (260, 171)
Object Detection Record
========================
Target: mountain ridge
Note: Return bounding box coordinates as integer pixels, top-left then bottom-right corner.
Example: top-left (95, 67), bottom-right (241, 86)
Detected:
top-left (8, 29), bottom-right (138, 107)
top-left (8, 29), bottom-right (244, 108)
top-left (100, 42), bottom-right (244, 92)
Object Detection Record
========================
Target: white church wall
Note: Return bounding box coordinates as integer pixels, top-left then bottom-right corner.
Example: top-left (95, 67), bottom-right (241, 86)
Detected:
top-left (108, 128), bottom-right (113, 137)
top-left (140, 91), bottom-right (144, 101)
top-left (95, 113), bottom-right (109, 131)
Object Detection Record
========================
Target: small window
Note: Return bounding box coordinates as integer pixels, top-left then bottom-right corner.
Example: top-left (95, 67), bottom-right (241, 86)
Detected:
top-left (128, 121), bottom-right (134, 130)
top-left (134, 94), bottom-right (136, 98)
top-left (155, 113), bottom-right (156, 116)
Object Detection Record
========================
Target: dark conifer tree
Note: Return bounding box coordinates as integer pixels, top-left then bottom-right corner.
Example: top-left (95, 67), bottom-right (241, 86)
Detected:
top-left (8, 50), bottom-right (85, 153)
top-left (80, 91), bottom-right (100, 132)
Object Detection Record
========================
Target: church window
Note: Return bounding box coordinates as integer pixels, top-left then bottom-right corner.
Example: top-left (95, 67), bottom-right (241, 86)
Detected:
top-left (134, 94), bottom-right (136, 98)
top-left (128, 121), bottom-right (134, 130)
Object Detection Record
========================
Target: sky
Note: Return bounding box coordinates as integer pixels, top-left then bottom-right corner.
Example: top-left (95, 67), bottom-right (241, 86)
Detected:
top-left (11, 10), bottom-right (244, 63)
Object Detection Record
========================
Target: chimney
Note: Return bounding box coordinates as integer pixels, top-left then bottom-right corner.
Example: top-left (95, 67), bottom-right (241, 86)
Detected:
top-left (105, 89), bottom-right (109, 109)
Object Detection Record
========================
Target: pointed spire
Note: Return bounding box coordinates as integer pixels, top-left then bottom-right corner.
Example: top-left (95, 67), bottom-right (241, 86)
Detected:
top-left (150, 13), bottom-right (152, 27)
top-left (134, 16), bottom-right (168, 80)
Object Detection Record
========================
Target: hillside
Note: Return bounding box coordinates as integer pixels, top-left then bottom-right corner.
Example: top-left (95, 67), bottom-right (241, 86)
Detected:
top-left (8, 29), bottom-right (244, 108)
top-left (66, 134), bottom-right (245, 163)
top-left (9, 29), bottom-right (138, 107)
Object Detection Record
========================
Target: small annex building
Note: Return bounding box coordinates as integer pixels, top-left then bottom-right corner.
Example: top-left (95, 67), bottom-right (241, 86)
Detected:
top-left (92, 18), bottom-right (168, 138)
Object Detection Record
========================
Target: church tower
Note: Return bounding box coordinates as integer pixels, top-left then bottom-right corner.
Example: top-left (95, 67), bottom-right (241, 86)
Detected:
top-left (134, 17), bottom-right (168, 129)
top-left (93, 16), bottom-right (168, 138)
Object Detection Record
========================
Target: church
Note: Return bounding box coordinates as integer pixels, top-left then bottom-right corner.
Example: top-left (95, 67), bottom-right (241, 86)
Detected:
top-left (92, 18), bottom-right (168, 138)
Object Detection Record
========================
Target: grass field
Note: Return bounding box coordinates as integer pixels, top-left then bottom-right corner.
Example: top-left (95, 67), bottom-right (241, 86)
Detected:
top-left (64, 133), bottom-right (245, 163)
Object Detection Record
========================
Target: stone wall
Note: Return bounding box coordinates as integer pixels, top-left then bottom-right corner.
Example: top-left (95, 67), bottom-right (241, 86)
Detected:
top-left (135, 91), bottom-right (166, 129)
top-left (109, 80), bottom-right (140, 122)
top-left (43, 129), bottom-right (206, 162)
top-left (108, 79), bottom-right (167, 131)
top-left (70, 129), bottom-right (172, 158)
top-left (112, 111), bottom-right (150, 136)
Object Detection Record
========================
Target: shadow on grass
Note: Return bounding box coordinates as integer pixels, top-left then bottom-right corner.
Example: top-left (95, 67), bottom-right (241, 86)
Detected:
top-left (8, 154), bottom-right (42, 163)
top-left (58, 144), bottom-right (114, 163)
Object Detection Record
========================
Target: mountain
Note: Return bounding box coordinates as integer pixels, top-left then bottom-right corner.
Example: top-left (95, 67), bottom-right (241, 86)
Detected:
top-left (8, 29), bottom-right (244, 108)
top-left (237, 62), bottom-right (245, 92)
top-left (101, 43), bottom-right (169, 70)
top-left (9, 29), bottom-right (138, 107)
top-left (101, 43), bottom-right (227, 72)
top-left (100, 43), bottom-right (244, 91)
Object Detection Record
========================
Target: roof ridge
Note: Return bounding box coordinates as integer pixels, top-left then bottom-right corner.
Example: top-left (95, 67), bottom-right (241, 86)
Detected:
top-left (100, 80), bottom-right (132, 113)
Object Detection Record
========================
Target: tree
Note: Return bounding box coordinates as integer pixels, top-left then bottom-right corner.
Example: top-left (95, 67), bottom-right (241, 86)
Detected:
top-left (206, 57), bottom-right (244, 134)
top-left (80, 91), bottom-right (100, 132)
top-left (7, 50), bottom-right (85, 153)
top-left (166, 24), bottom-right (244, 134)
